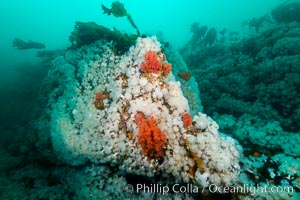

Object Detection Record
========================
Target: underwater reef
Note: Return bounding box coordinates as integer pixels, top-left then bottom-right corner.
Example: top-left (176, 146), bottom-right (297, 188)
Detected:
top-left (42, 36), bottom-right (240, 192)
top-left (12, 37), bottom-right (45, 50)
top-left (271, 1), bottom-right (300, 24)
top-left (181, 2), bottom-right (300, 199)
top-left (182, 19), bottom-right (300, 130)
top-left (1, 1), bottom-right (300, 200)
top-left (183, 21), bottom-right (300, 133)
top-left (0, 37), bottom-right (242, 199)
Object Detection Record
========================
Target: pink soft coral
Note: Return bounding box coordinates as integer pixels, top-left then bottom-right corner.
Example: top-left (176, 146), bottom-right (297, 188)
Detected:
top-left (135, 112), bottom-right (167, 158)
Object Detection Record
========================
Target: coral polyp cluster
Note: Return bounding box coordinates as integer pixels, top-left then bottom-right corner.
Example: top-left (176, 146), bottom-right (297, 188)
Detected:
top-left (93, 92), bottom-right (109, 109)
top-left (140, 50), bottom-right (172, 76)
top-left (182, 112), bottom-right (193, 129)
top-left (135, 112), bottom-right (167, 158)
top-left (141, 50), bottom-right (161, 73)
top-left (47, 36), bottom-right (240, 189)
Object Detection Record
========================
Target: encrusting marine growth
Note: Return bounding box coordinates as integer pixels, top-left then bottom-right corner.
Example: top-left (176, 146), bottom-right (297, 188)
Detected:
top-left (48, 36), bottom-right (241, 189)
top-left (93, 92), bottom-right (109, 110)
top-left (141, 50), bottom-right (172, 76)
top-left (182, 112), bottom-right (193, 129)
top-left (135, 112), bottom-right (167, 158)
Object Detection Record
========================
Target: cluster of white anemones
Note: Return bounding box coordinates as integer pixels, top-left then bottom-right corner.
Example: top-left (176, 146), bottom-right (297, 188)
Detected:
top-left (48, 36), bottom-right (240, 188)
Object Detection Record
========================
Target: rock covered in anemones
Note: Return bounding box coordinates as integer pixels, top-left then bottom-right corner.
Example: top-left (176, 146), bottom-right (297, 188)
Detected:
top-left (46, 36), bottom-right (241, 188)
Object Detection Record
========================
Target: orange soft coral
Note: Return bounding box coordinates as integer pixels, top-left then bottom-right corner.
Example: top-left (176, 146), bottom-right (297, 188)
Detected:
top-left (178, 71), bottom-right (191, 81)
top-left (140, 51), bottom-right (172, 76)
top-left (135, 112), bottom-right (167, 158)
top-left (182, 112), bottom-right (193, 129)
top-left (140, 51), bottom-right (162, 74)
top-left (93, 92), bottom-right (108, 109)
top-left (95, 92), bottom-right (106, 100)
top-left (162, 63), bottom-right (172, 76)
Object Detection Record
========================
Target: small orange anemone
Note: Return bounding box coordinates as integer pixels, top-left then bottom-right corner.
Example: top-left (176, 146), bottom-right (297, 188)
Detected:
top-left (253, 151), bottom-right (260, 157)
